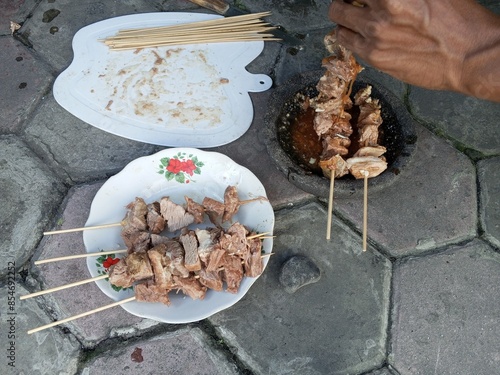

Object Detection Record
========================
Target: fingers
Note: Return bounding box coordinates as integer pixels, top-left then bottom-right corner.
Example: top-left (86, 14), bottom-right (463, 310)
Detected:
top-left (329, 0), bottom-right (371, 34)
top-left (335, 25), bottom-right (368, 56)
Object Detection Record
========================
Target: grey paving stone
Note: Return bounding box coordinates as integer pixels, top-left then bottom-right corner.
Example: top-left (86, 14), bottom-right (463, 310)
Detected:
top-left (478, 156), bottom-right (500, 248)
top-left (80, 327), bottom-right (239, 375)
top-left (407, 87), bottom-right (500, 156)
top-left (19, 0), bottom-right (167, 72)
top-left (2, 282), bottom-right (80, 374)
top-left (0, 37), bottom-right (53, 134)
top-left (210, 201), bottom-right (391, 375)
top-left (29, 182), bottom-right (148, 347)
top-left (22, 93), bottom-right (159, 184)
top-left (0, 135), bottom-right (65, 278)
top-left (0, 0), bottom-right (38, 36)
top-left (335, 124), bottom-right (477, 257)
top-left (390, 240), bottom-right (500, 375)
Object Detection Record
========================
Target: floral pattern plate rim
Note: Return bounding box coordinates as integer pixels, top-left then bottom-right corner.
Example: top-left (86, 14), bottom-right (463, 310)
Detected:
top-left (53, 13), bottom-right (272, 147)
top-left (83, 148), bottom-right (274, 323)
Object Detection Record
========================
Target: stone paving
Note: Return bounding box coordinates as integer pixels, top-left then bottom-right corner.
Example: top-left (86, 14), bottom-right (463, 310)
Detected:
top-left (1, 1), bottom-right (500, 375)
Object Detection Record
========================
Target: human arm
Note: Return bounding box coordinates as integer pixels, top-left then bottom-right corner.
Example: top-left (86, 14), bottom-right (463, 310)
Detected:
top-left (328, 0), bottom-right (500, 102)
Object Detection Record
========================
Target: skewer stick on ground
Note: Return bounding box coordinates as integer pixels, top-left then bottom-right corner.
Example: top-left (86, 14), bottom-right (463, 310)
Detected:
top-left (34, 249), bottom-right (128, 265)
top-left (43, 222), bottom-right (122, 236)
top-left (362, 170), bottom-right (369, 251)
top-left (27, 297), bottom-right (136, 335)
top-left (20, 274), bottom-right (109, 300)
top-left (326, 172), bottom-right (335, 240)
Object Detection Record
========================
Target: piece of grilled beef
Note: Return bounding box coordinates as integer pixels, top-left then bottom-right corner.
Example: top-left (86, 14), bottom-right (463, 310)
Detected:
top-left (121, 228), bottom-right (150, 253)
top-left (135, 280), bottom-right (171, 305)
top-left (108, 252), bottom-right (153, 288)
top-left (147, 244), bottom-right (176, 289)
top-left (180, 229), bottom-right (201, 272)
top-left (222, 185), bottom-right (240, 223)
top-left (160, 197), bottom-right (195, 232)
top-left (244, 237), bottom-right (263, 277)
top-left (206, 246), bottom-right (226, 273)
top-left (195, 227), bottom-right (221, 265)
top-left (172, 275), bottom-right (207, 300)
top-left (146, 201), bottom-right (165, 234)
top-left (185, 196), bottom-right (205, 224)
top-left (122, 197), bottom-right (148, 231)
top-left (197, 269), bottom-right (223, 291)
top-left (202, 196), bottom-right (225, 225)
top-left (166, 240), bottom-right (191, 278)
top-left (222, 253), bottom-right (244, 294)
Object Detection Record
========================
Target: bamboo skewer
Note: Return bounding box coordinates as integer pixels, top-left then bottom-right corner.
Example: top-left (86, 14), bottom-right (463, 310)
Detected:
top-left (20, 275), bottom-right (109, 300)
top-left (43, 222), bottom-right (122, 235)
top-left (36, 233), bottom-right (271, 264)
top-left (27, 297), bottom-right (136, 335)
top-left (362, 170), bottom-right (369, 252)
top-left (115, 11), bottom-right (272, 35)
top-left (26, 252), bottom-right (273, 300)
top-left (34, 249), bottom-right (128, 265)
top-left (102, 11), bottom-right (278, 50)
top-left (107, 23), bottom-right (275, 39)
top-left (26, 251), bottom-right (273, 334)
top-left (326, 172), bottom-right (335, 240)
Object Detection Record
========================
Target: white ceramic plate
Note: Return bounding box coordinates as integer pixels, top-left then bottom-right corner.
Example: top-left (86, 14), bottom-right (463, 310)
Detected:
top-left (83, 148), bottom-right (274, 323)
top-left (54, 13), bottom-right (273, 147)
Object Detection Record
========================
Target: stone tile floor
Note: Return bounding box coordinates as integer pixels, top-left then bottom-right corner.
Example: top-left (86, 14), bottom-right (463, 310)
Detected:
top-left (1, 1), bottom-right (500, 374)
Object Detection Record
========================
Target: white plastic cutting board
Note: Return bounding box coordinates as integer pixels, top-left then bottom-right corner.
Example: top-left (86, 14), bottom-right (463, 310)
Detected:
top-left (54, 13), bottom-right (273, 147)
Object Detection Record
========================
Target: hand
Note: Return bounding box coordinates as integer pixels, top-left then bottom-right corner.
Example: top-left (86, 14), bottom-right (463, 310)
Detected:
top-left (329, 0), bottom-right (500, 102)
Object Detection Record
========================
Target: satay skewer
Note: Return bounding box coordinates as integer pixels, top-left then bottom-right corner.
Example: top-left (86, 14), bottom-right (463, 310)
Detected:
top-left (27, 296), bottom-right (136, 335)
top-left (43, 222), bottom-right (122, 235)
top-left (35, 232), bottom-right (272, 265)
top-left (26, 250), bottom-right (274, 334)
top-left (20, 274), bottom-right (109, 300)
top-left (24, 252), bottom-right (274, 300)
top-left (362, 170), bottom-right (369, 252)
top-left (34, 249), bottom-right (128, 265)
top-left (326, 172), bottom-right (335, 240)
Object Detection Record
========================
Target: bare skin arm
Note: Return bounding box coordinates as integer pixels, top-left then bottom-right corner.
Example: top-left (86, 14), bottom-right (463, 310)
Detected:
top-left (329, 0), bottom-right (500, 102)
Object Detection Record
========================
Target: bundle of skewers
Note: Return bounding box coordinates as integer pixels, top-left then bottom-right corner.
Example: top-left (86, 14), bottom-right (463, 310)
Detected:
top-left (102, 12), bottom-right (280, 50)
top-left (24, 185), bottom-right (272, 334)
top-left (306, 31), bottom-right (387, 246)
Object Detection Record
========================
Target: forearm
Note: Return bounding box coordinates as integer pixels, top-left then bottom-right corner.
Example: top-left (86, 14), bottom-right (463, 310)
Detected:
top-left (329, 0), bottom-right (500, 103)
